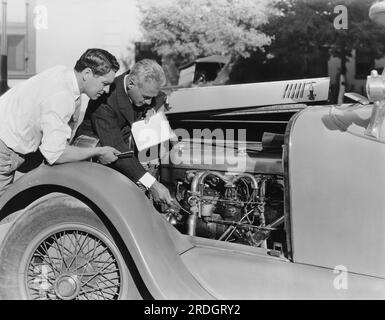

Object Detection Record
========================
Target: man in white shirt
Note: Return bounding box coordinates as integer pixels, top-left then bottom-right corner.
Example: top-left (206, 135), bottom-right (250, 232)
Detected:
top-left (0, 48), bottom-right (121, 196)
top-left (76, 59), bottom-right (173, 205)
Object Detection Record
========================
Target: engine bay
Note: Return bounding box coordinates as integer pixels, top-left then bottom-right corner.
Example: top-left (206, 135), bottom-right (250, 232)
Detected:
top-left (154, 102), bottom-right (304, 258)
top-left (158, 138), bottom-right (287, 257)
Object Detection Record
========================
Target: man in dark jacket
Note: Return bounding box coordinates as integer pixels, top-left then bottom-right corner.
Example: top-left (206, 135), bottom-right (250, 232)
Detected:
top-left (75, 59), bottom-right (173, 205)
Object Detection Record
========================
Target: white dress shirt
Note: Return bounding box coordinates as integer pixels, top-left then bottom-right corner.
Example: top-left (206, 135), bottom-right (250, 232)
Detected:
top-left (0, 66), bottom-right (85, 165)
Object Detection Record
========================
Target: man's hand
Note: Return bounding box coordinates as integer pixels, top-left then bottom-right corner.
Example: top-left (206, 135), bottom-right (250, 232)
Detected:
top-left (150, 180), bottom-right (173, 205)
top-left (144, 108), bottom-right (156, 124)
top-left (0, 150), bottom-right (12, 174)
top-left (97, 146), bottom-right (120, 164)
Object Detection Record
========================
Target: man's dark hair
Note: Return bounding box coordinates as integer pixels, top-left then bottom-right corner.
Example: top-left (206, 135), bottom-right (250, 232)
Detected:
top-left (74, 48), bottom-right (120, 76)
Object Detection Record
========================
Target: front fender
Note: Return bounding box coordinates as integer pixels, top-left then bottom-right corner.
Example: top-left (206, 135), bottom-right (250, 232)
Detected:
top-left (0, 162), bottom-right (213, 299)
top-left (287, 104), bottom-right (385, 279)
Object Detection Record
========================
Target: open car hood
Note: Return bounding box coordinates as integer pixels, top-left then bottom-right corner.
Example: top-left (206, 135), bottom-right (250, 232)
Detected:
top-left (167, 77), bottom-right (330, 114)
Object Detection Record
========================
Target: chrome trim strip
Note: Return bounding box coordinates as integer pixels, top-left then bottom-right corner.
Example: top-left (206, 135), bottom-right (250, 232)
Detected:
top-left (283, 107), bottom-right (310, 261)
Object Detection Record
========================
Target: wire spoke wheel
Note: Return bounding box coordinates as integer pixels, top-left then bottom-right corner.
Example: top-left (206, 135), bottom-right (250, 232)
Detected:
top-left (26, 229), bottom-right (122, 300)
top-left (0, 195), bottom-right (141, 300)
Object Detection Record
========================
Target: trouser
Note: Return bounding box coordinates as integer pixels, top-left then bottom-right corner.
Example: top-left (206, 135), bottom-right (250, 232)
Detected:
top-left (0, 139), bottom-right (25, 197)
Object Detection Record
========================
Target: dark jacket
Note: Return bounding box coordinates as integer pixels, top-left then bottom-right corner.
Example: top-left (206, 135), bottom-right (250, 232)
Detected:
top-left (75, 71), bottom-right (167, 182)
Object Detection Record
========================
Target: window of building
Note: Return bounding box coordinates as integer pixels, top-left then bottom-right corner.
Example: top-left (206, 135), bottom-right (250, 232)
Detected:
top-left (8, 34), bottom-right (26, 71)
top-left (0, 0), bottom-right (36, 79)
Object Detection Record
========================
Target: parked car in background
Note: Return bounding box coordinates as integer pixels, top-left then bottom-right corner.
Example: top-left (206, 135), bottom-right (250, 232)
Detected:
top-left (177, 55), bottom-right (229, 87)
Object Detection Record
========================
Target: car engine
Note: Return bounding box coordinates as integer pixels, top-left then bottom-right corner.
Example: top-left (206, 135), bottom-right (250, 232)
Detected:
top-left (158, 138), bottom-right (287, 253)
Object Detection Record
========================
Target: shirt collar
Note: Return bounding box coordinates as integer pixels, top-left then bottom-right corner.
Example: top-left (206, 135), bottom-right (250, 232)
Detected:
top-left (71, 69), bottom-right (81, 101)
top-left (124, 74), bottom-right (134, 104)
top-left (124, 74), bottom-right (129, 95)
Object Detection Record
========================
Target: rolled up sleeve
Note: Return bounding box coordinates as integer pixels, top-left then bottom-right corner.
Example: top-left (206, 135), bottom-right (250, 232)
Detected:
top-left (39, 93), bottom-right (74, 164)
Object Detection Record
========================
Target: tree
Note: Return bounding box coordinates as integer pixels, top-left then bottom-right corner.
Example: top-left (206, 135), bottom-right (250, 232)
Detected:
top-left (328, 0), bottom-right (385, 101)
top-left (230, 0), bottom-right (385, 101)
top-left (140, 0), bottom-right (278, 85)
top-left (262, 0), bottom-right (336, 78)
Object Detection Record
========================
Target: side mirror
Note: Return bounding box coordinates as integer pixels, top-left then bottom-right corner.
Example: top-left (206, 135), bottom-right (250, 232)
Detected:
top-left (369, 1), bottom-right (385, 27)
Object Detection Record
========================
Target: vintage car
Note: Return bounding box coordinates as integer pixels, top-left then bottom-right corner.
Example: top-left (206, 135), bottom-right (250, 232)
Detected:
top-left (0, 70), bottom-right (384, 300)
top-left (1, 4), bottom-right (385, 299)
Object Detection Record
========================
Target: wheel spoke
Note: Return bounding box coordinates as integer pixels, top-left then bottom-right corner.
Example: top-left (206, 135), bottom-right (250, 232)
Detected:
top-left (51, 234), bottom-right (69, 270)
top-left (64, 232), bottom-right (78, 265)
top-left (79, 284), bottom-right (120, 295)
top-left (80, 268), bottom-right (120, 277)
top-left (72, 247), bottom-right (109, 273)
top-left (78, 235), bottom-right (93, 256)
top-left (30, 251), bottom-right (61, 275)
top-left (80, 261), bottom-right (115, 288)
top-left (67, 232), bottom-right (89, 270)
top-left (81, 238), bottom-right (102, 259)
top-left (40, 241), bottom-right (60, 277)
top-left (26, 228), bottom-right (122, 300)
top-left (82, 274), bottom-right (120, 293)
top-left (79, 279), bottom-right (119, 299)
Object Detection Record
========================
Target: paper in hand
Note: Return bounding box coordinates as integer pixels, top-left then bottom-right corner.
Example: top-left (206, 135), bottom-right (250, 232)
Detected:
top-left (131, 111), bottom-right (176, 151)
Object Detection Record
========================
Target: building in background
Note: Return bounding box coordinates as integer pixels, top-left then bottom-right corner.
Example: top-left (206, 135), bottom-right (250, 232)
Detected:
top-left (1, 0), bottom-right (384, 96)
top-left (2, 0), bottom-right (143, 87)
top-left (328, 49), bottom-right (385, 97)
top-left (1, 0), bottom-right (35, 86)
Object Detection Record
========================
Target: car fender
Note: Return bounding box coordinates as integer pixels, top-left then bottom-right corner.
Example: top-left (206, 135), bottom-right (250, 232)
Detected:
top-left (0, 162), bottom-right (213, 299)
top-left (287, 104), bottom-right (385, 279)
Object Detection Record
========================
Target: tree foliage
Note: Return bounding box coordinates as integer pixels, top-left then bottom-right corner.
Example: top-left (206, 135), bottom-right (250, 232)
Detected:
top-left (140, 0), bottom-right (385, 90)
top-left (231, 0), bottom-right (385, 84)
top-left (263, 0), bottom-right (336, 76)
top-left (140, 0), bottom-right (278, 84)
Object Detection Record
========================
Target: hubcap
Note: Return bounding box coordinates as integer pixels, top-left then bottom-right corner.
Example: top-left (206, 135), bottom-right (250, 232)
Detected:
top-left (54, 274), bottom-right (79, 300)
